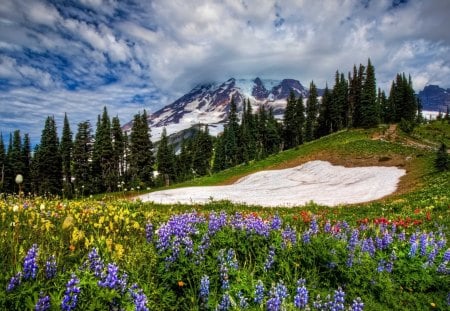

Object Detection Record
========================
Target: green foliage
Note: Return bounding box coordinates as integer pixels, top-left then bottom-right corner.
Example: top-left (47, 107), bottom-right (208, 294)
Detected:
top-left (73, 121), bottom-right (93, 196)
top-left (60, 113), bottom-right (73, 198)
top-left (305, 81), bottom-right (319, 142)
top-left (434, 143), bottom-right (449, 171)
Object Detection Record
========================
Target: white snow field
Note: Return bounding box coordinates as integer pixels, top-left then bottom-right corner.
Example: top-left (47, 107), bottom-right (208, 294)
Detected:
top-left (138, 160), bottom-right (406, 207)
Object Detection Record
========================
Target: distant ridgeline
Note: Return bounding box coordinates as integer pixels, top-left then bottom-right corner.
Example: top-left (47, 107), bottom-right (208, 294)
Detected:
top-left (417, 85), bottom-right (450, 113)
top-left (0, 59), bottom-right (427, 196)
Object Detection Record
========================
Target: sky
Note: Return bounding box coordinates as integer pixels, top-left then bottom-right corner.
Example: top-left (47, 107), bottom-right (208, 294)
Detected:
top-left (1, 0), bottom-right (450, 145)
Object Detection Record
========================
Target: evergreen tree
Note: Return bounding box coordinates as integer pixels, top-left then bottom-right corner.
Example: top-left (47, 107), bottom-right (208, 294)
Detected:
top-left (60, 113), bottom-right (73, 198)
top-left (156, 128), bottom-right (176, 186)
top-left (73, 121), bottom-right (93, 196)
top-left (316, 85), bottom-right (332, 138)
top-left (283, 90), bottom-right (298, 149)
top-left (212, 133), bottom-right (226, 172)
top-left (239, 99), bottom-right (257, 162)
top-left (223, 98), bottom-right (240, 167)
top-left (91, 107), bottom-right (116, 192)
top-left (4, 134), bottom-right (14, 192)
top-left (387, 73), bottom-right (417, 123)
top-left (176, 138), bottom-right (194, 180)
top-left (111, 116), bottom-right (125, 180)
top-left (305, 81), bottom-right (319, 142)
top-left (0, 134), bottom-right (5, 192)
top-left (330, 71), bottom-right (347, 132)
top-left (360, 59), bottom-right (378, 128)
top-left (129, 110), bottom-right (154, 187)
top-left (351, 64), bottom-right (365, 127)
top-left (192, 125), bottom-right (213, 176)
top-left (37, 116), bottom-right (62, 195)
top-left (294, 94), bottom-right (305, 145)
top-left (435, 143), bottom-right (449, 171)
top-left (10, 130), bottom-right (24, 191)
top-left (265, 108), bottom-right (282, 154)
top-left (21, 134), bottom-right (31, 194)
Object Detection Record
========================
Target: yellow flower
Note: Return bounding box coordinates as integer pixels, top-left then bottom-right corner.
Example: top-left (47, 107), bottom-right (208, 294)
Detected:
top-left (62, 215), bottom-right (74, 230)
top-left (113, 243), bottom-right (124, 260)
top-left (71, 227), bottom-right (85, 243)
top-left (106, 238), bottom-right (113, 252)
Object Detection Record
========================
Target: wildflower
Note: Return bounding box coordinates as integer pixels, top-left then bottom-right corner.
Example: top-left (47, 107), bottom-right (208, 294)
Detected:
top-left (266, 281), bottom-right (288, 311)
top-left (409, 240), bottom-right (418, 257)
top-left (209, 211), bottom-right (227, 235)
top-left (281, 225), bottom-right (297, 248)
top-left (420, 233), bottom-right (429, 256)
top-left (217, 292), bottom-right (231, 311)
top-left (254, 280), bottom-right (265, 304)
top-left (361, 237), bottom-right (375, 257)
top-left (377, 259), bottom-right (385, 273)
top-left (35, 294), bottom-right (50, 311)
top-left (347, 229), bottom-right (359, 252)
top-left (324, 220), bottom-right (332, 233)
top-left (87, 248), bottom-right (104, 277)
top-left (45, 255), bottom-right (57, 279)
top-left (61, 274), bottom-right (80, 311)
top-left (98, 263), bottom-right (119, 289)
top-left (332, 287), bottom-right (345, 311)
top-left (351, 297), bottom-right (364, 311)
top-left (145, 221), bottom-right (153, 243)
top-left (199, 275), bottom-right (210, 304)
top-left (302, 230), bottom-right (311, 244)
top-left (271, 214), bottom-right (282, 230)
top-left (294, 278), bottom-right (308, 309)
top-left (310, 217), bottom-right (319, 234)
top-left (237, 291), bottom-right (249, 309)
top-left (264, 246), bottom-right (276, 271)
top-left (129, 284), bottom-right (149, 311)
top-left (7, 272), bottom-right (22, 292)
top-left (23, 244), bottom-right (39, 280)
top-left (347, 253), bottom-right (354, 268)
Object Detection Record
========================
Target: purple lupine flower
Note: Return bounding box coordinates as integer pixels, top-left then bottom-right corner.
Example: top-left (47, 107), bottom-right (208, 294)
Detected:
top-left (129, 284), bottom-right (149, 311)
top-left (302, 230), bottom-right (311, 244)
top-left (266, 281), bottom-right (288, 311)
top-left (226, 249), bottom-right (238, 269)
top-left (347, 253), bottom-right (354, 268)
top-left (271, 214), bottom-right (282, 230)
top-left (209, 211), bottom-right (227, 235)
top-left (377, 259), bottom-right (385, 273)
top-left (217, 292), bottom-right (231, 311)
top-left (324, 220), bottom-right (332, 233)
top-left (87, 248), bottom-right (104, 277)
top-left (183, 237), bottom-right (194, 256)
top-left (98, 263), bottom-right (119, 289)
top-left (118, 273), bottom-right (128, 294)
top-left (218, 250), bottom-right (230, 290)
top-left (332, 287), bottom-right (345, 311)
top-left (237, 291), bottom-right (249, 309)
top-left (230, 212), bottom-right (245, 230)
top-left (347, 229), bottom-right (359, 251)
top-left (294, 278), bottom-right (308, 309)
top-left (382, 232), bottom-right (393, 249)
top-left (426, 244), bottom-right (439, 266)
top-left (443, 249), bottom-right (450, 261)
top-left (7, 272), bottom-right (22, 292)
top-left (61, 274), bottom-right (80, 311)
top-left (397, 230), bottom-right (406, 241)
top-left (419, 233), bottom-right (428, 256)
top-left (244, 214), bottom-right (270, 237)
top-left (195, 233), bottom-right (211, 263)
top-left (145, 221), bottom-right (153, 243)
top-left (45, 255), bottom-right (57, 279)
top-left (264, 246), bottom-right (276, 271)
top-left (351, 297), bottom-right (364, 311)
top-left (199, 275), bottom-right (210, 304)
top-left (254, 280), bottom-right (265, 304)
top-left (409, 240), bottom-right (418, 257)
top-left (310, 217), bottom-right (319, 235)
top-left (23, 244), bottom-right (39, 280)
top-left (35, 294), bottom-right (50, 311)
top-left (281, 225), bottom-right (297, 248)
top-left (361, 238), bottom-right (375, 257)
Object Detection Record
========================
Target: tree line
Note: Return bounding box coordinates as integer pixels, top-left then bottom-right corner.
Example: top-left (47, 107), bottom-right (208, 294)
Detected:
top-left (0, 59), bottom-right (421, 196)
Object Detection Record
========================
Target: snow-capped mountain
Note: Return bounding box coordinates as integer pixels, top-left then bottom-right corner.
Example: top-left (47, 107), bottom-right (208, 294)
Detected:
top-left (124, 77), bottom-right (309, 140)
top-left (418, 85), bottom-right (450, 112)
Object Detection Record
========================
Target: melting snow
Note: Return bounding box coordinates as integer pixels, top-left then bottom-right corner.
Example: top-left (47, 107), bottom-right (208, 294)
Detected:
top-left (138, 160), bottom-right (406, 207)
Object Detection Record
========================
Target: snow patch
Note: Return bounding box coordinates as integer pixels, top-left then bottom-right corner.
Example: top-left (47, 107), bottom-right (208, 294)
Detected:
top-left (138, 161), bottom-right (406, 207)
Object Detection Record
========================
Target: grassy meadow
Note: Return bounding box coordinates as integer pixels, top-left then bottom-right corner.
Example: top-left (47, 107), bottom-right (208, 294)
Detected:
top-left (1, 122), bottom-right (449, 310)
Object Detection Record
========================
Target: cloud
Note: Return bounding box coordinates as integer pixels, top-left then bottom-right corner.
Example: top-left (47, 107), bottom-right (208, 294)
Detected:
top-left (1, 0), bottom-right (450, 145)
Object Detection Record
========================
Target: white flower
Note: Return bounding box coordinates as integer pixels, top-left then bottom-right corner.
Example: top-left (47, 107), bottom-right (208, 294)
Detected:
top-left (12, 205), bottom-right (19, 212)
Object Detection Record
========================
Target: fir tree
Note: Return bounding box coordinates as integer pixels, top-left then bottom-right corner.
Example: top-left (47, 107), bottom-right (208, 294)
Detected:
top-left (305, 81), bottom-right (319, 142)
top-left (60, 113), bottom-right (73, 198)
top-left (73, 121), bottom-right (93, 196)
top-left (129, 110), bottom-right (154, 187)
top-left (111, 116), bottom-right (125, 180)
top-left (223, 98), bottom-right (240, 167)
top-left (156, 128), bottom-right (176, 186)
top-left (21, 134), bottom-right (31, 194)
top-left (176, 138), bottom-right (194, 180)
top-left (192, 125), bottom-right (213, 176)
top-left (294, 94), bottom-right (305, 145)
top-left (316, 85), bottom-right (332, 138)
top-left (435, 143), bottom-right (449, 171)
top-left (37, 116), bottom-right (62, 195)
top-left (283, 90), bottom-right (298, 149)
top-left (0, 134), bottom-right (5, 192)
top-left (360, 59), bottom-right (378, 128)
top-left (10, 130), bottom-right (24, 188)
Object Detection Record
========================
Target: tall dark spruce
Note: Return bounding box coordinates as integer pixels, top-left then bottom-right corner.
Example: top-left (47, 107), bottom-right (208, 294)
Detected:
top-left (72, 121), bottom-right (93, 195)
top-left (156, 128), bottom-right (176, 186)
top-left (60, 113), bottom-right (73, 198)
top-left (305, 81), bottom-right (319, 142)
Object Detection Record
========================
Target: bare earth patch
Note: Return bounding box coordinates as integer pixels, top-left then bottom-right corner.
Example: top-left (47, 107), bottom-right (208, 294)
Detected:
top-left (138, 161), bottom-right (406, 207)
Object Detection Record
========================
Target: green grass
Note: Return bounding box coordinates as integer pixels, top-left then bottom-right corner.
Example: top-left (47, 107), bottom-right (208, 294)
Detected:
top-left (412, 120), bottom-right (450, 146)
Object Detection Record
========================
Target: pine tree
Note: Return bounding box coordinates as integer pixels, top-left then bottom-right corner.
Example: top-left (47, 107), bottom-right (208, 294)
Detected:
top-left (60, 113), bottom-right (73, 198)
top-left (294, 94), bottom-right (305, 145)
top-left (37, 116), bottom-right (62, 195)
top-left (435, 143), bottom-right (449, 171)
top-left (156, 128), bottom-right (176, 186)
top-left (192, 125), bottom-right (213, 176)
top-left (330, 71), bottom-right (347, 132)
top-left (316, 85), bottom-right (332, 138)
top-left (129, 110), bottom-right (154, 187)
top-left (265, 108), bottom-right (282, 155)
top-left (0, 134), bottom-right (5, 192)
top-left (212, 133), bottom-right (226, 172)
top-left (176, 138), bottom-right (194, 180)
top-left (283, 90), bottom-right (298, 149)
top-left (305, 81), bottom-right (319, 142)
top-left (4, 134), bottom-right (14, 192)
top-left (73, 121), bottom-right (93, 196)
top-left (352, 64), bottom-right (365, 127)
top-left (111, 116), bottom-right (125, 180)
top-left (10, 130), bottom-right (24, 191)
top-left (360, 59), bottom-right (379, 128)
top-left (223, 98), bottom-right (240, 167)
top-left (21, 134), bottom-right (31, 194)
